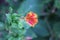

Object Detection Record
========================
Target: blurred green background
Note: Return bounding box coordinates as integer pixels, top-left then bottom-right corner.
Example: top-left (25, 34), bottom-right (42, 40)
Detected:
top-left (0, 0), bottom-right (60, 40)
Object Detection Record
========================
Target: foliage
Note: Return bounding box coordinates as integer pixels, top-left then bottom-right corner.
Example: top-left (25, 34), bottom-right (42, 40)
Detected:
top-left (0, 0), bottom-right (60, 40)
top-left (5, 10), bottom-right (31, 40)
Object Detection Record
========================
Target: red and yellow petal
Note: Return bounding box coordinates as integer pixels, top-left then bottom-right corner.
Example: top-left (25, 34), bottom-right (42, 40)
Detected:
top-left (25, 11), bottom-right (38, 27)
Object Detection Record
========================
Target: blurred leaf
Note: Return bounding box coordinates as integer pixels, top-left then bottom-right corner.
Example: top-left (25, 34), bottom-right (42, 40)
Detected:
top-left (17, 0), bottom-right (50, 16)
top-left (53, 22), bottom-right (60, 38)
top-left (32, 19), bottom-right (50, 37)
top-left (25, 28), bottom-right (37, 39)
top-left (55, 0), bottom-right (60, 8)
top-left (0, 22), bottom-right (5, 30)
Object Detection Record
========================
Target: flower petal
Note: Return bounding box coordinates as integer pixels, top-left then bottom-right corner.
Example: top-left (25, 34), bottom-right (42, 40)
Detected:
top-left (25, 11), bottom-right (38, 27)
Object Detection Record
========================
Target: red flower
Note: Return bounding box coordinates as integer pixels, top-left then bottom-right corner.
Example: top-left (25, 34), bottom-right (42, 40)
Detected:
top-left (25, 11), bottom-right (38, 27)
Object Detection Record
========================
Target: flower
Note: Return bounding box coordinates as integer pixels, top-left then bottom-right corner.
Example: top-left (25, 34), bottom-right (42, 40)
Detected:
top-left (25, 11), bottom-right (38, 27)
top-left (25, 36), bottom-right (32, 40)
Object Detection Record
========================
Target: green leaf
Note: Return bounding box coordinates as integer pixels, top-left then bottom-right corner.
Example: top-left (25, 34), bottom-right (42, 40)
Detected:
top-left (25, 28), bottom-right (37, 39)
top-left (0, 22), bottom-right (5, 30)
top-left (54, 0), bottom-right (60, 8)
top-left (53, 22), bottom-right (60, 38)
